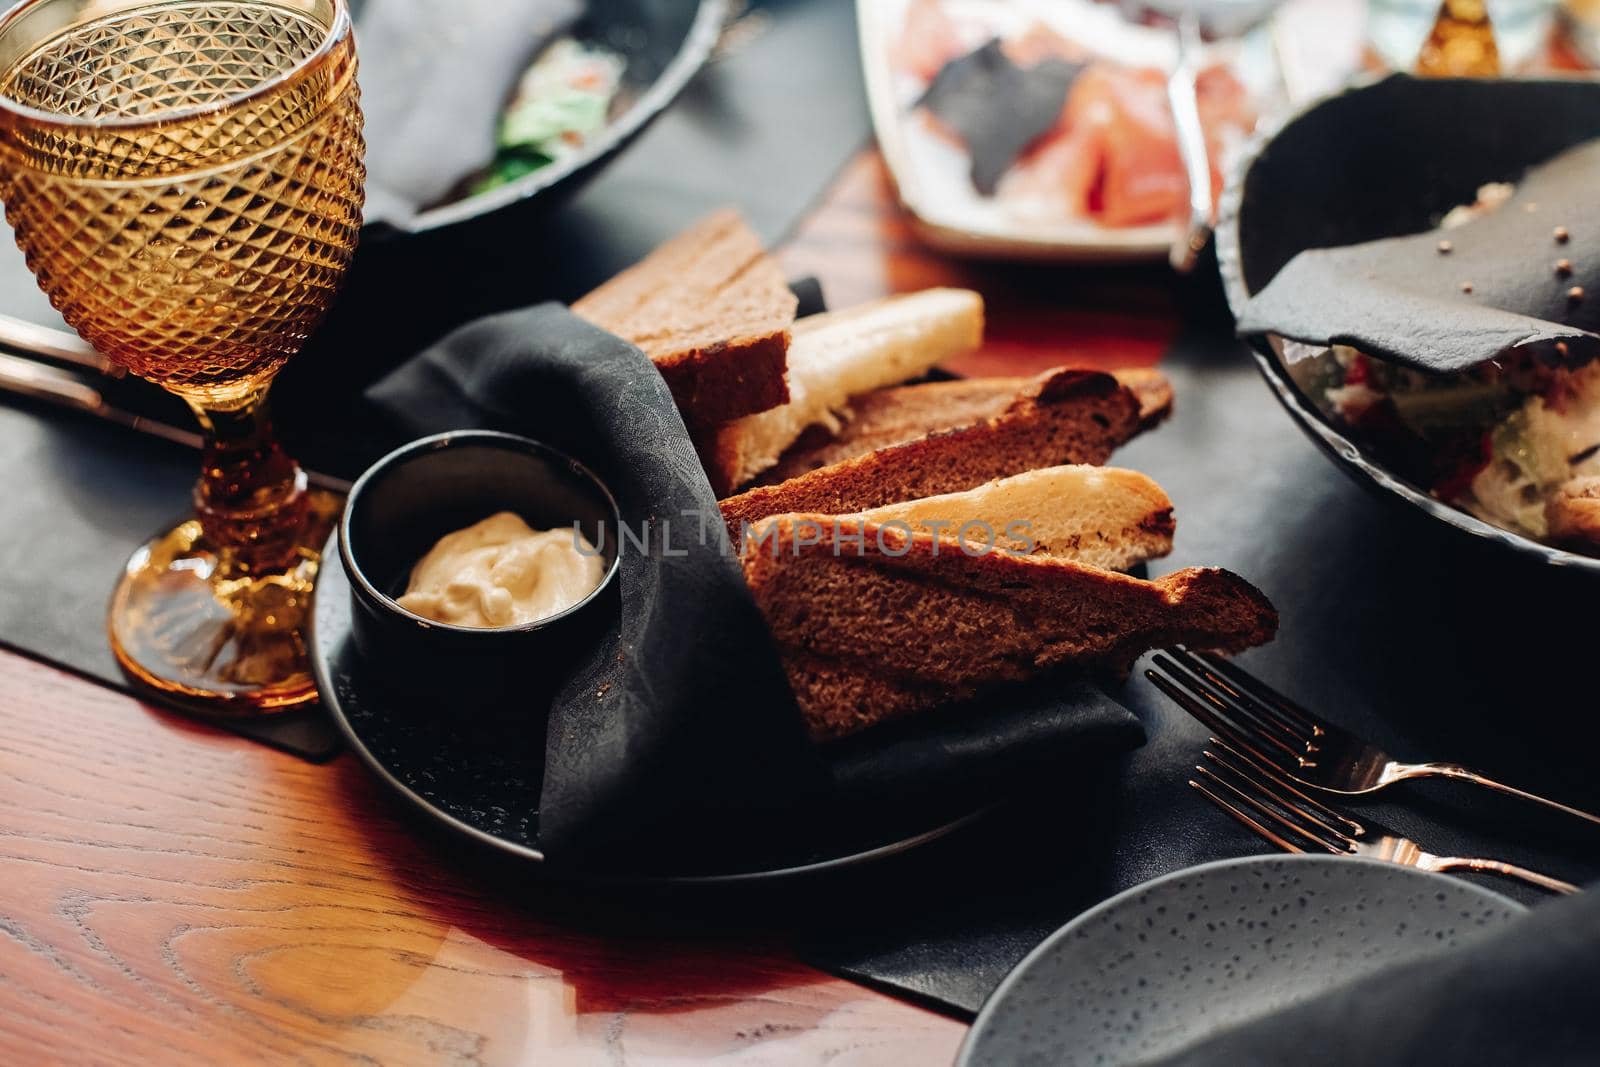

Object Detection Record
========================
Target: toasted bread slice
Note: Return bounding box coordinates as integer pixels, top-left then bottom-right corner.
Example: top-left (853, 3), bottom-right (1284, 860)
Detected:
top-left (1547, 476), bottom-right (1600, 549)
top-left (572, 209), bottom-right (797, 426)
top-left (1113, 367), bottom-right (1175, 430)
top-left (743, 516), bottom-right (1277, 740)
top-left (839, 465), bottom-right (1175, 572)
top-left (696, 288), bottom-right (985, 495)
top-left (720, 368), bottom-right (1153, 537)
top-left (760, 367), bottom-right (1172, 485)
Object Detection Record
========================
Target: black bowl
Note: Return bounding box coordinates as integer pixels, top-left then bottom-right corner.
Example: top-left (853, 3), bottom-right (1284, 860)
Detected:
top-left (360, 0), bottom-right (725, 238)
top-left (1217, 73), bottom-right (1600, 577)
top-left (338, 431), bottom-right (622, 713)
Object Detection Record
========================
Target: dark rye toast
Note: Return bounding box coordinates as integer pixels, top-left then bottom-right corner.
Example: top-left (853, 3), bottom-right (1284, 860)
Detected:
top-left (743, 516), bottom-right (1278, 741)
top-left (720, 367), bottom-right (1163, 536)
top-left (572, 209), bottom-right (797, 426)
top-left (758, 367), bottom-right (1173, 486)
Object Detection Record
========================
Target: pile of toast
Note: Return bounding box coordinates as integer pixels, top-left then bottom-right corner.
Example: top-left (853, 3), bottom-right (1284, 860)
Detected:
top-left (576, 210), bottom-right (1277, 741)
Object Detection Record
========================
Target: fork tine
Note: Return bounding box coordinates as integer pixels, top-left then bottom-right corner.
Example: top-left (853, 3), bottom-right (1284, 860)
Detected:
top-left (1166, 647), bottom-right (1316, 748)
top-left (1190, 778), bottom-right (1309, 855)
top-left (1149, 655), bottom-right (1307, 762)
top-left (1192, 764), bottom-right (1345, 855)
top-left (1205, 744), bottom-right (1364, 842)
top-left (1191, 648), bottom-right (1324, 737)
top-left (1146, 667), bottom-right (1297, 774)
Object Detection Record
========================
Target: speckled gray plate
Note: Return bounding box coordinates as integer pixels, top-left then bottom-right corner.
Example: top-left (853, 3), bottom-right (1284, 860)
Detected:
top-left (957, 855), bottom-right (1525, 1067)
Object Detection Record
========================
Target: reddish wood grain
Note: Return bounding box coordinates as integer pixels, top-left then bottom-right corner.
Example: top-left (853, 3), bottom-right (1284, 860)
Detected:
top-left (0, 650), bottom-right (965, 1065)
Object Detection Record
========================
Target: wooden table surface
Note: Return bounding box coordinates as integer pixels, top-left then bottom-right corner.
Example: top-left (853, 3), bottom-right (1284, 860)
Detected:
top-left (0, 152), bottom-right (1176, 1066)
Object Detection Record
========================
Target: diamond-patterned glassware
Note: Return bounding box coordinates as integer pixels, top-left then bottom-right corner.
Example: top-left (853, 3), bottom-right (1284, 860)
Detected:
top-left (0, 1), bottom-right (363, 402)
top-left (0, 0), bottom-right (364, 711)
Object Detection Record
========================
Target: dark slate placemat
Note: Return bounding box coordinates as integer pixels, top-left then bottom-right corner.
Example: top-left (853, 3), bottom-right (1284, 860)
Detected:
top-left (0, 0), bottom-right (871, 758)
top-left (0, 401), bottom-right (346, 759)
top-left (791, 322), bottom-right (1600, 1017)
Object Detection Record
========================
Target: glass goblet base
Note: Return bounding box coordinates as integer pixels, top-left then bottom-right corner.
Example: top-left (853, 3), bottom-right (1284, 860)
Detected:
top-left (107, 488), bottom-right (342, 713)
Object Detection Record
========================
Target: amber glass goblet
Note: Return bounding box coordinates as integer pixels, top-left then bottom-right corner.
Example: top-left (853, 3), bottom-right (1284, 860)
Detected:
top-left (0, 0), bottom-right (364, 711)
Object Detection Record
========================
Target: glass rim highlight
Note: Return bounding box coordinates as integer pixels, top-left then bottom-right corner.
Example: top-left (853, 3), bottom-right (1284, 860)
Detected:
top-left (0, 0), bottom-right (352, 134)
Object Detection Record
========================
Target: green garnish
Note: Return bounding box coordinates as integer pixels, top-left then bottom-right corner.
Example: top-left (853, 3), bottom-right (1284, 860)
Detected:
top-left (476, 37), bottom-right (624, 192)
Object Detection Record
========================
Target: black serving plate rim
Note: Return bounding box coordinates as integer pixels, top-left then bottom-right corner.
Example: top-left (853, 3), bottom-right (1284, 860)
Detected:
top-left (1215, 73), bottom-right (1600, 578)
top-left (309, 530), bottom-right (998, 885)
top-left (378, 0), bottom-right (728, 236)
top-left (955, 854), bottom-right (1526, 1067)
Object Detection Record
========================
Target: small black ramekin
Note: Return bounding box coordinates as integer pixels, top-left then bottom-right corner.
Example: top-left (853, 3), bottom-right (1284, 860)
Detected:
top-left (339, 431), bottom-right (621, 713)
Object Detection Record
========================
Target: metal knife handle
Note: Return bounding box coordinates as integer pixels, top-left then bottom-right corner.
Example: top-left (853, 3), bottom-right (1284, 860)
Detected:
top-left (0, 350), bottom-right (108, 408)
top-left (0, 314), bottom-right (112, 374)
top-left (1167, 11), bottom-right (1212, 274)
top-left (0, 352), bottom-right (350, 494)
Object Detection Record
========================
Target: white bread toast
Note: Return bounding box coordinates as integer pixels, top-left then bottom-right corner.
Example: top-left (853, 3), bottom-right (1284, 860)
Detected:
top-left (696, 288), bottom-right (985, 495)
top-left (839, 464), bottom-right (1175, 572)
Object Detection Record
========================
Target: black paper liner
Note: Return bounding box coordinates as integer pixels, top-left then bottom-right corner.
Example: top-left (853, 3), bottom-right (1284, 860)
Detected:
top-left (313, 548), bottom-right (1142, 881)
top-left (1229, 75), bottom-right (1600, 372)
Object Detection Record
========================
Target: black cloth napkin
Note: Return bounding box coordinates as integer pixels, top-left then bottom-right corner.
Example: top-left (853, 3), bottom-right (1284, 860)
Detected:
top-left (1238, 136), bottom-right (1600, 372)
top-left (365, 302), bottom-right (1144, 867)
top-left (826, 677), bottom-right (1142, 806)
top-left (1148, 884), bottom-right (1600, 1066)
top-left (355, 0), bottom-right (582, 223)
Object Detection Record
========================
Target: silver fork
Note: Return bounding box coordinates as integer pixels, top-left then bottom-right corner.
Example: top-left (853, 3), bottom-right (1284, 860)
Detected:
top-left (1192, 740), bottom-right (1578, 894)
top-left (1148, 647), bottom-right (1600, 829)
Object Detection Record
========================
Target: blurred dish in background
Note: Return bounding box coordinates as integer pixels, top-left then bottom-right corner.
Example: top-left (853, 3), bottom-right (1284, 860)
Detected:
top-left (1562, 0), bottom-right (1600, 64)
top-left (359, 0), bottom-right (724, 236)
top-left (1369, 0), bottom-right (1559, 72)
top-left (859, 0), bottom-right (1281, 261)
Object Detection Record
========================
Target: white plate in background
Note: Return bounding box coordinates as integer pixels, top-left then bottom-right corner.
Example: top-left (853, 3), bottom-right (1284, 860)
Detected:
top-left (856, 0), bottom-right (1298, 262)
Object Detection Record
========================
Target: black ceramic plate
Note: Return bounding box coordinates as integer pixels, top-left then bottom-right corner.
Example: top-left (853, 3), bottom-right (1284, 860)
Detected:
top-left (957, 855), bottom-right (1524, 1067)
top-left (309, 532), bottom-right (995, 884)
top-left (360, 0), bottom-right (725, 237)
top-left (1217, 74), bottom-right (1600, 577)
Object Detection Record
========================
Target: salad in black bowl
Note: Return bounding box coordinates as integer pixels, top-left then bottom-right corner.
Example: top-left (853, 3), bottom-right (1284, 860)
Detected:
top-left (1219, 74), bottom-right (1600, 572)
top-left (1289, 328), bottom-right (1599, 549)
top-left (353, 0), bottom-right (725, 235)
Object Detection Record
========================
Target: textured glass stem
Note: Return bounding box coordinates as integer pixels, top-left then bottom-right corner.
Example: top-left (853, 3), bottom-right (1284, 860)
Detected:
top-left (189, 384), bottom-right (308, 575)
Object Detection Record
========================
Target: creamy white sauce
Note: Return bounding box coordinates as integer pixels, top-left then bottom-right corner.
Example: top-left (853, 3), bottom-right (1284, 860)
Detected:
top-left (398, 512), bottom-right (605, 629)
